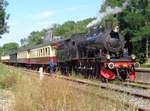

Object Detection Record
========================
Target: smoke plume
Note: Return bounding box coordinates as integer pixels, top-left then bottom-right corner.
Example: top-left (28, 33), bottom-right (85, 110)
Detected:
top-left (87, 0), bottom-right (129, 28)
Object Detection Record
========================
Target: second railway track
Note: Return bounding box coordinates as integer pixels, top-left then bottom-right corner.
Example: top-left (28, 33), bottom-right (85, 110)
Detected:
top-left (122, 81), bottom-right (150, 90)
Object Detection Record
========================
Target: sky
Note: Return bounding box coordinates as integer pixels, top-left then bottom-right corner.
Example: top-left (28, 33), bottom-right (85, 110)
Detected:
top-left (1, 0), bottom-right (104, 46)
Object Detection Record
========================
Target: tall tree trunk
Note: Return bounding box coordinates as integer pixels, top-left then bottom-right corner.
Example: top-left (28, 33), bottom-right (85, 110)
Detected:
top-left (146, 38), bottom-right (149, 60)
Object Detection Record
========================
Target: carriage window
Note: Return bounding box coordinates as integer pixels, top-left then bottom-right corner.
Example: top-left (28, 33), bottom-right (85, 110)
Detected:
top-left (41, 49), bottom-right (42, 56)
top-left (48, 47), bottom-right (50, 55)
top-left (45, 48), bottom-right (48, 56)
top-left (39, 50), bottom-right (40, 56)
top-left (43, 48), bottom-right (45, 56)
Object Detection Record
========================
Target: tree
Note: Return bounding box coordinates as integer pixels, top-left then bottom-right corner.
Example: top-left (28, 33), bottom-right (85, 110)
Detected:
top-left (75, 18), bottom-right (94, 33)
top-left (133, 26), bottom-right (150, 41)
top-left (27, 31), bottom-right (44, 47)
top-left (0, 0), bottom-right (9, 35)
top-left (53, 18), bottom-right (94, 37)
top-left (24, 29), bottom-right (47, 47)
top-left (123, 12), bottom-right (144, 30)
top-left (53, 21), bottom-right (76, 37)
top-left (133, 26), bottom-right (150, 60)
top-left (3, 42), bottom-right (18, 55)
top-left (100, 0), bottom-right (124, 12)
top-left (0, 46), bottom-right (3, 56)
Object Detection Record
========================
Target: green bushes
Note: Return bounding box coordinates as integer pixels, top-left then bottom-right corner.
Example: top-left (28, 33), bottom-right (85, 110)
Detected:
top-left (0, 64), bottom-right (18, 89)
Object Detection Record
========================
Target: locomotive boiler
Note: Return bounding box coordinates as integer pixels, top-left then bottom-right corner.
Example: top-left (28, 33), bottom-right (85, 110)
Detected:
top-left (55, 22), bottom-right (136, 81)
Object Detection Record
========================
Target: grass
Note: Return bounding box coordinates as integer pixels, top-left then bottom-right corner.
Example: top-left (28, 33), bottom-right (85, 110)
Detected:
top-left (14, 76), bottom-right (136, 111)
top-left (61, 71), bottom-right (100, 83)
top-left (0, 63), bottom-right (20, 89)
top-left (141, 64), bottom-right (150, 68)
top-left (0, 63), bottom-right (137, 111)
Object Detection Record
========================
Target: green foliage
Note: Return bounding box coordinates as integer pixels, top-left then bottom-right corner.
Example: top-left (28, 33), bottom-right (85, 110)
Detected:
top-left (100, 0), bottom-right (125, 12)
top-left (141, 64), bottom-right (150, 68)
top-left (27, 29), bottom-right (47, 47)
top-left (53, 21), bottom-right (76, 37)
top-left (0, 64), bottom-right (18, 89)
top-left (136, 55), bottom-right (146, 64)
top-left (0, 0), bottom-right (8, 35)
top-left (53, 18), bottom-right (94, 37)
top-left (133, 41), bottom-right (146, 64)
top-left (105, 0), bottom-right (125, 7)
top-left (23, 29), bottom-right (48, 48)
top-left (2, 42), bottom-right (19, 55)
top-left (145, 3), bottom-right (150, 23)
top-left (133, 26), bottom-right (150, 41)
top-left (0, 46), bottom-right (2, 56)
top-left (123, 12), bottom-right (144, 30)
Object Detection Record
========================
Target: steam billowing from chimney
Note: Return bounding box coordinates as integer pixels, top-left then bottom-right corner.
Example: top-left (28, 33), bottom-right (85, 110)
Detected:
top-left (87, 0), bottom-right (129, 28)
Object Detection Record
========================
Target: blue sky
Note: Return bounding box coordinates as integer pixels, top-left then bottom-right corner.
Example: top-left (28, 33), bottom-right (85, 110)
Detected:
top-left (1, 0), bottom-right (104, 46)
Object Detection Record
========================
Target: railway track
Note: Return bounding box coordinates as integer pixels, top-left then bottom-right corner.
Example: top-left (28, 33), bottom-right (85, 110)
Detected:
top-left (110, 80), bottom-right (150, 90)
top-left (7, 65), bottom-right (150, 111)
top-left (123, 81), bottom-right (150, 90)
top-left (129, 80), bottom-right (150, 86)
top-left (136, 68), bottom-right (150, 73)
top-left (53, 75), bottom-right (150, 98)
top-left (52, 75), bottom-right (150, 111)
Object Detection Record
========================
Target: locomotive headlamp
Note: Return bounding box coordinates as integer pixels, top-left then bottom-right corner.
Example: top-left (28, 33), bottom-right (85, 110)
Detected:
top-left (131, 54), bottom-right (136, 60)
top-left (108, 62), bottom-right (114, 69)
top-left (106, 54), bottom-right (111, 60)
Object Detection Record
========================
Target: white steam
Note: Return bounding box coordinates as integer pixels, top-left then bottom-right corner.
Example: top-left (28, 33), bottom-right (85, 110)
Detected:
top-left (87, 0), bottom-right (129, 28)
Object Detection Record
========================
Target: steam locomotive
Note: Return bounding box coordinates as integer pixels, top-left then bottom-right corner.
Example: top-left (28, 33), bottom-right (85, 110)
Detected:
top-left (1, 21), bottom-right (136, 82)
top-left (53, 22), bottom-right (136, 81)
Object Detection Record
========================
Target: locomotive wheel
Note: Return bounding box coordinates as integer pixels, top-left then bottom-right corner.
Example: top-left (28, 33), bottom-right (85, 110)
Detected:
top-left (100, 75), bottom-right (108, 83)
top-left (95, 62), bottom-right (100, 78)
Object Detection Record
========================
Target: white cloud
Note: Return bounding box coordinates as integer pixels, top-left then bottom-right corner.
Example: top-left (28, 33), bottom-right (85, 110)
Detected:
top-left (36, 20), bottom-right (55, 27)
top-left (64, 4), bottom-right (89, 12)
top-left (36, 11), bottom-right (55, 19)
top-left (27, 10), bottom-right (56, 20)
top-left (66, 5), bottom-right (89, 11)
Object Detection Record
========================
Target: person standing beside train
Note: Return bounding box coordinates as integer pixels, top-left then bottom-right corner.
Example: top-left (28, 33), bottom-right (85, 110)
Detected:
top-left (48, 59), bottom-right (56, 74)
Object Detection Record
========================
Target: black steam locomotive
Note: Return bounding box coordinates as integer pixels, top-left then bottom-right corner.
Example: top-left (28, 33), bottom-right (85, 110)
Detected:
top-left (52, 22), bottom-right (136, 81)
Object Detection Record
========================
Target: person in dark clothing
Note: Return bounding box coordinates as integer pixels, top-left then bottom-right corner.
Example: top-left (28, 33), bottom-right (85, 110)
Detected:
top-left (110, 30), bottom-right (119, 39)
top-left (48, 60), bottom-right (56, 73)
top-left (110, 25), bottom-right (120, 39)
